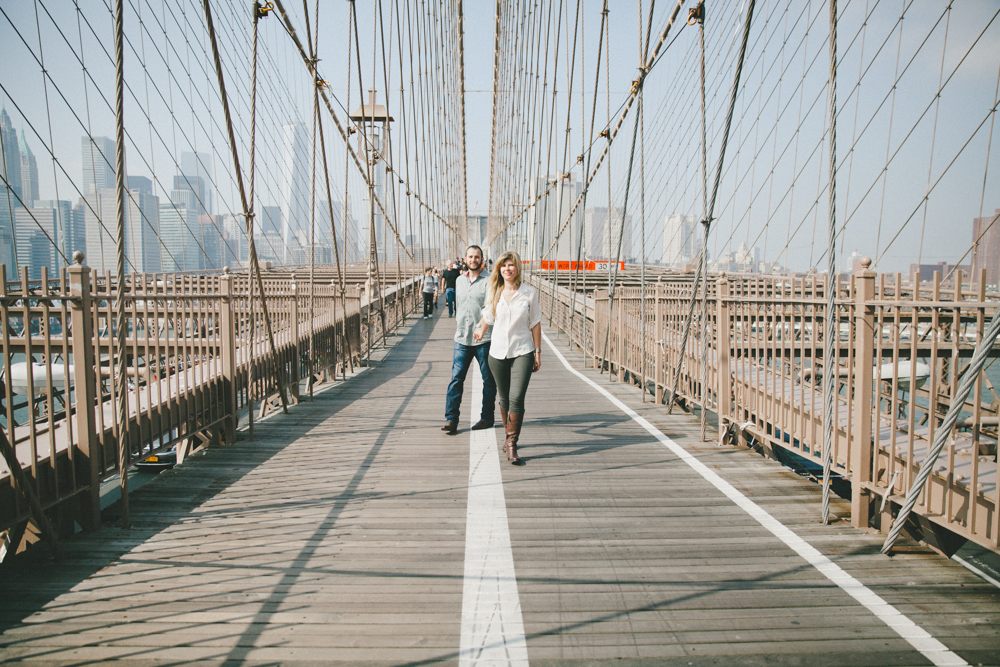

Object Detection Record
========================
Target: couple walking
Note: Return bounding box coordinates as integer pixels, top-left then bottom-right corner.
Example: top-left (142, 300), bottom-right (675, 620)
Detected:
top-left (441, 245), bottom-right (541, 465)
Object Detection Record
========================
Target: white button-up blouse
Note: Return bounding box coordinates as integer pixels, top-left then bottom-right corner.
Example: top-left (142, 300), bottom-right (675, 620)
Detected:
top-left (482, 283), bottom-right (542, 359)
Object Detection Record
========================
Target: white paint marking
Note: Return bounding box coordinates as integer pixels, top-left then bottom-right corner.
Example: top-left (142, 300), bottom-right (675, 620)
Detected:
top-left (459, 365), bottom-right (529, 666)
top-left (543, 332), bottom-right (968, 667)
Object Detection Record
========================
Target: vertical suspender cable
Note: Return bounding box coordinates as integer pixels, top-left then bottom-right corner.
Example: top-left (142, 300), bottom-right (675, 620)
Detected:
top-left (203, 0), bottom-right (288, 414)
top-left (457, 0), bottom-right (469, 223)
top-left (821, 0), bottom-right (839, 524)
top-left (667, 0), bottom-right (755, 415)
top-left (304, 0), bottom-right (317, 398)
top-left (113, 0), bottom-right (130, 529)
top-left (569, 0), bottom-right (606, 360)
top-left (639, 0), bottom-right (653, 402)
top-left (698, 1), bottom-right (709, 440)
top-left (541, 0), bottom-right (685, 261)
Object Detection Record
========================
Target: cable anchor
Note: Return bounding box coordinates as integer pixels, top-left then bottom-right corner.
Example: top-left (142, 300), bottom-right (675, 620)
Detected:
top-left (687, 2), bottom-right (704, 25)
top-left (254, 1), bottom-right (274, 19)
top-left (598, 129), bottom-right (610, 140)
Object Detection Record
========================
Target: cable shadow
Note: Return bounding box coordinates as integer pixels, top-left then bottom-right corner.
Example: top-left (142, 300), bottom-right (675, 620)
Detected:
top-left (0, 317), bottom-right (440, 658)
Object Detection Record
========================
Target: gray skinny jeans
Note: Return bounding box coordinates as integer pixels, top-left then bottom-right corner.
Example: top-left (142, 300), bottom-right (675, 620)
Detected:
top-left (488, 352), bottom-right (535, 415)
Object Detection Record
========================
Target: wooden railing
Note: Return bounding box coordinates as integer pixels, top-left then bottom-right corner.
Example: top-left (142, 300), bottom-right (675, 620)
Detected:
top-left (0, 261), bottom-right (421, 538)
top-left (531, 265), bottom-right (1000, 554)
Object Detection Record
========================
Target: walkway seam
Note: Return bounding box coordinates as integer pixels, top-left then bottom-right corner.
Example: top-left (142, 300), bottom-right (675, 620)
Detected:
top-left (543, 332), bottom-right (969, 667)
top-left (459, 365), bottom-right (529, 666)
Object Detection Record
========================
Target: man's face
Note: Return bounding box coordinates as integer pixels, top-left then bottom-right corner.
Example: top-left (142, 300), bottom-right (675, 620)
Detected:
top-left (465, 248), bottom-right (483, 270)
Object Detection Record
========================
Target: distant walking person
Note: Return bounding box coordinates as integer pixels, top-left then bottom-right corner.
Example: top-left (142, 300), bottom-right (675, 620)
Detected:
top-left (473, 251), bottom-right (540, 465)
top-left (442, 262), bottom-right (461, 317)
top-left (442, 246), bottom-right (497, 434)
top-left (421, 268), bottom-right (436, 319)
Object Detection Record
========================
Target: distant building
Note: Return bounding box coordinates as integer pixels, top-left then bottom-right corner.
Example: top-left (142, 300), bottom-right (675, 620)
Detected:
top-left (713, 242), bottom-right (760, 273)
top-left (260, 205), bottom-right (280, 237)
top-left (972, 208), bottom-right (1000, 287)
top-left (82, 136), bottom-right (115, 194)
top-left (35, 199), bottom-right (81, 270)
top-left (584, 207), bottom-right (630, 261)
top-left (661, 213), bottom-right (700, 267)
top-left (158, 202), bottom-right (199, 272)
top-left (281, 122), bottom-right (309, 263)
top-left (87, 186), bottom-right (160, 274)
top-left (1, 109), bottom-right (22, 270)
top-left (526, 175), bottom-right (582, 262)
top-left (908, 262), bottom-right (971, 283)
top-left (17, 129), bottom-right (38, 206)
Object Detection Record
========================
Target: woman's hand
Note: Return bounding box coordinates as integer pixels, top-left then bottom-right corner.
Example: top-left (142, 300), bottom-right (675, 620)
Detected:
top-left (472, 323), bottom-right (484, 343)
top-left (533, 351), bottom-right (541, 372)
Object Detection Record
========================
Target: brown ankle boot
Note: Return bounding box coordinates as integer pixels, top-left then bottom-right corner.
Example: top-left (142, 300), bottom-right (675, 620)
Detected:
top-left (505, 413), bottom-right (524, 465)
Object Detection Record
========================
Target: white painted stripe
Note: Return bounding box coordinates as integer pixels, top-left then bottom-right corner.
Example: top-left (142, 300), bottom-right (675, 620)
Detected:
top-left (542, 332), bottom-right (968, 667)
top-left (459, 365), bottom-right (529, 666)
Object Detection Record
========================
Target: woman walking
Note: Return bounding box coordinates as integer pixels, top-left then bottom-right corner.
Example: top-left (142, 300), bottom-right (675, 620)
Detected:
top-left (473, 251), bottom-right (541, 465)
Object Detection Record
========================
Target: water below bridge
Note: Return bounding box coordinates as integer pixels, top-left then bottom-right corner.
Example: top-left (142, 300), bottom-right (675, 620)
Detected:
top-left (1, 309), bottom-right (998, 666)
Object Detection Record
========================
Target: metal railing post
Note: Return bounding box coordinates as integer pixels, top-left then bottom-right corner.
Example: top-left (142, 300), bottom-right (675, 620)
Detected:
top-left (716, 275), bottom-right (731, 428)
top-left (289, 279), bottom-right (300, 399)
top-left (68, 257), bottom-right (100, 531)
top-left (851, 259), bottom-right (877, 528)
top-left (655, 281), bottom-right (664, 404)
top-left (219, 272), bottom-right (237, 444)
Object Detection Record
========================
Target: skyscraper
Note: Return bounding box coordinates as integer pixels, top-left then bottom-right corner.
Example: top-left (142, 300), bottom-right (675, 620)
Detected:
top-left (158, 201), bottom-right (199, 272)
top-left (82, 136), bottom-right (115, 194)
top-left (662, 213), bottom-right (699, 267)
top-left (281, 122), bottom-right (309, 263)
top-left (584, 207), bottom-right (630, 261)
top-left (0, 108), bottom-right (22, 270)
top-left (972, 208), bottom-right (1000, 287)
top-left (86, 186), bottom-right (160, 274)
top-left (526, 175), bottom-right (582, 263)
top-left (18, 129), bottom-right (38, 207)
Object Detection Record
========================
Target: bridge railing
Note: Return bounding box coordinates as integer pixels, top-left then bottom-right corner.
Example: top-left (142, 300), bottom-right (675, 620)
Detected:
top-left (531, 267), bottom-right (1000, 554)
top-left (0, 262), bottom-right (420, 538)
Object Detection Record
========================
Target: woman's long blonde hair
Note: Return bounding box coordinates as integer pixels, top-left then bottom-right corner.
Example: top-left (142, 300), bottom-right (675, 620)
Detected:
top-left (487, 251), bottom-right (523, 317)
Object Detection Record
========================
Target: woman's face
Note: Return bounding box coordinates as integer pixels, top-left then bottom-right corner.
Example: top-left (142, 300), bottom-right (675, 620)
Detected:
top-left (500, 260), bottom-right (518, 282)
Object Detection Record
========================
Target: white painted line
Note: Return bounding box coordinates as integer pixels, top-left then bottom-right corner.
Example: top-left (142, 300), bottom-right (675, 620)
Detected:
top-left (459, 364), bottom-right (529, 667)
top-left (543, 332), bottom-right (968, 667)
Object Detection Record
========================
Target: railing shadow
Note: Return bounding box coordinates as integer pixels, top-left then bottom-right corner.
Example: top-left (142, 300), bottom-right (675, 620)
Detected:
top-left (0, 309), bottom-right (438, 652)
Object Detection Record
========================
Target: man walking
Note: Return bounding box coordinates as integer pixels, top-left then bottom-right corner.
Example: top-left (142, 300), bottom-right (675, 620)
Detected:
top-left (443, 245), bottom-right (496, 434)
top-left (442, 261), bottom-right (461, 317)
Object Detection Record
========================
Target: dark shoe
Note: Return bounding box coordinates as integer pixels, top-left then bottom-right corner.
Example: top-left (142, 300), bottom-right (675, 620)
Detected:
top-left (471, 419), bottom-right (494, 430)
top-left (441, 421), bottom-right (457, 435)
top-left (505, 413), bottom-right (524, 464)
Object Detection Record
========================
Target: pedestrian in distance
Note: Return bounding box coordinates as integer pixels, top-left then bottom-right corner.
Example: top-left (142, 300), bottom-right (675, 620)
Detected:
top-left (442, 245), bottom-right (497, 435)
top-left (421, 267), bottom-right (436, 319)
top-left (473, 250), bottom-right (540, 465)
top-left (432, 268), bottom-right (440, 310)
top-left (442, 261), bottom-right (461, 317)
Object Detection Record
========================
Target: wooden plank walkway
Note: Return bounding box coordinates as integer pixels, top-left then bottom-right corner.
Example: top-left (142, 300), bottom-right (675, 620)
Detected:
top-left (1, 310), bottom-right (999, 666)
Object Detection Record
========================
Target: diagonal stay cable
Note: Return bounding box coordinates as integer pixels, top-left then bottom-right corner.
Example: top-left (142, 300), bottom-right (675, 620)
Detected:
top-left (538, 0), bottom-right (687, 260)
top-left (667, 0), bottom-right (756, 415)
top-left (202, 0), bottom-right (288, 413)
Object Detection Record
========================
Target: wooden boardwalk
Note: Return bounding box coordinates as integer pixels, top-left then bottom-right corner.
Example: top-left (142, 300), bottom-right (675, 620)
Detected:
top-left (1, 310), bottom-right (999, 666)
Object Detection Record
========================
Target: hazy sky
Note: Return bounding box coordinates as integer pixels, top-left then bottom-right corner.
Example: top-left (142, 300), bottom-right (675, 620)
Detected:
top-left (3, 0), bottom-right (999, 274)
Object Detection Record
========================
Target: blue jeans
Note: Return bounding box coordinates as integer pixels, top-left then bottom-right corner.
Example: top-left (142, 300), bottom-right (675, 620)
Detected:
top-left (445, 287), bottom-right (456, 316)
top-left (445, 341), bottom-right (497, 424)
